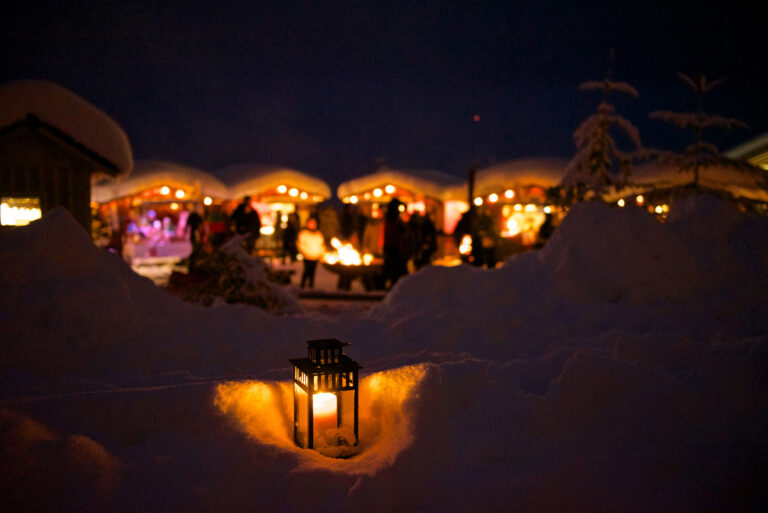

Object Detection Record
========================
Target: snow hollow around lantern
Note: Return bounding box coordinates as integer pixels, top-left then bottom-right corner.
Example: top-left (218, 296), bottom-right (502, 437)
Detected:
top-left (1, 194), bottom-right (767, 513)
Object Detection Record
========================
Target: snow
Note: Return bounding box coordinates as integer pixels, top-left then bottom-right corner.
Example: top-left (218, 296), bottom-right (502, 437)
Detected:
top-left (2, 194), bottom-right (767, 512)
top-left (215, 163), bottom-right (332, 200)
top-left (337, 166), bottom-right (465, 201)
top-left (92, 159), bottom-right (229, 203)
top-left (0, 80), bottom-right (133, 175)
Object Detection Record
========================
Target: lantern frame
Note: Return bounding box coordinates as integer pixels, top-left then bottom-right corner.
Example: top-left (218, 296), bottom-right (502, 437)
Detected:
top-left (289, 338), bottom-right (362, 450)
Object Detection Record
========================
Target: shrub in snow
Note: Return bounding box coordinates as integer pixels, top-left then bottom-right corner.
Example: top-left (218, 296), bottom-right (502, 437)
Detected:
top-left (170, 235), bottom-right (300, 314)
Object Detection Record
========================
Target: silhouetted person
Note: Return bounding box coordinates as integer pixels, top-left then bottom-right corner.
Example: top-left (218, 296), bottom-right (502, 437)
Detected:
top-left (205, 204), bottom-right (229, 248)
top-left (283, 212), bottom-right (299, 262)
top-left (382, 198), bottom-right (408, 288)
top-left (409, 211), bottom-right (437, 270)
top-left (472, 206), bottom-right (497, 268)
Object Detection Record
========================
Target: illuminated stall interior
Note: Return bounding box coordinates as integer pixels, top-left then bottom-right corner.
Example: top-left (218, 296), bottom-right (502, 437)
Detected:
top-left (216, 164), bottom-right (331, 253)
top-left (337, 166), bottom-right (465, 234)
top-left (91, 160), bottom-right (228, 262)
top-left (473, 158), bottom-right (567, 246)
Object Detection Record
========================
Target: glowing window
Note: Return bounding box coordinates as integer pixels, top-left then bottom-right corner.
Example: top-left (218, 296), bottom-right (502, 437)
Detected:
top-left (1, 197), bottom-right (42, 226)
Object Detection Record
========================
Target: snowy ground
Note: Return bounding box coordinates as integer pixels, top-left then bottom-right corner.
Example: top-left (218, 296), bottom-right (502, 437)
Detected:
top-left (1, 195), bottom-right (767, 513)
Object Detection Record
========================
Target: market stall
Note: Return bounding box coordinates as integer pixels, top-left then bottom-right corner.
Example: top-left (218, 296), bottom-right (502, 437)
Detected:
top-left (91, 159), bottom-right (228, 263)
top-left (215, 164), bottom-right (332, 257)
top-left (471, 157), bottom-right (567, 254)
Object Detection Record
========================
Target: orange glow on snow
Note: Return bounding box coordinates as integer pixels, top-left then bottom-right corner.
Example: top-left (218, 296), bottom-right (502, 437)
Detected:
top-left (215, 364), bottom-right (429, 475)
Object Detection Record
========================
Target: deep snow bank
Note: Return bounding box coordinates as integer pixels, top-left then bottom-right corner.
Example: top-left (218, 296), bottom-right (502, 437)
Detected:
top-left (369, 197), bottom-right (768, 362)
top-left (1, 195), bottom-right (767, 512)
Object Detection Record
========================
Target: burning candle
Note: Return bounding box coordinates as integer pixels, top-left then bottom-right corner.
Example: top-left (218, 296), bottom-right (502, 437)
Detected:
top-left (313, 392), bottom-right (338, 436)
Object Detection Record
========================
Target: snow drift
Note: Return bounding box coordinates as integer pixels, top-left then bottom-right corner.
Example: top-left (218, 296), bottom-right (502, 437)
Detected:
top-left (1, 195), bottom-right (767, 512)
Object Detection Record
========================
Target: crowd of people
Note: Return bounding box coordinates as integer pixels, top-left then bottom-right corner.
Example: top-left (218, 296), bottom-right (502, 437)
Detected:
top-left (178, 195), bottom-right (563, 291)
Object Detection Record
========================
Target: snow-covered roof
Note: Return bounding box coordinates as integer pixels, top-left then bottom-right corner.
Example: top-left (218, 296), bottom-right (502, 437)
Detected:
top-left (337, 166), bottom-right (464, 201)
top-left (91, 160), bottom-right (228, 203)
top-left (0, 79), bottom-right (133, 175)
top-left (473, 157), bottom-right (568, 195)
top-left (725, 131), bottom-right (768, 169)
top-left (215, 164), bottom-right (332, 200)
top-left (625, 160), bottom-right (768, 203)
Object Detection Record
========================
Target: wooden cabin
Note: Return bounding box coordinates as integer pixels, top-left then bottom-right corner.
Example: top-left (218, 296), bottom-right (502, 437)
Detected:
top-left (0, 80), bottom-right (132, 232)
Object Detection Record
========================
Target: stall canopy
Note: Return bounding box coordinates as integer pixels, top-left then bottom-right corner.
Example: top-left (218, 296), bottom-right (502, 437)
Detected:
top-left (215, 164), bottom-right (331, 203)
top-left (725, 131), bottom-right (768, 171)
top-left (337, 166), bottom-right (465, 233)
top-left (337, 166), bottom-right (464, 203)
top-left (92, 159), bottom-right (228, 203)
top-left (473, 157), bottom-right (568, 200)
top-left (611, 160), bottom-right (768, 206)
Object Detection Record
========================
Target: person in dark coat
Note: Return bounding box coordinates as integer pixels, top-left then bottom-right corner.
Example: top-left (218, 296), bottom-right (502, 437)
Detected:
top-left (231, 196), bottom-right (251, 235)
top-left (409, 211), bottom-right (437, 270)
top-left (282, 212), bottom-right (299, 262)
top-left (382, 198), bottom-right (409, 288)
top-left (243, 204), bottom-right (261, 253)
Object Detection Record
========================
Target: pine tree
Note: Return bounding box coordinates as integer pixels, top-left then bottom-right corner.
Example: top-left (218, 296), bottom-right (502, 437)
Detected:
top-left (561, 67), bottom-right (643, 202)
top-left (649, 73), bottom-right (753, 188)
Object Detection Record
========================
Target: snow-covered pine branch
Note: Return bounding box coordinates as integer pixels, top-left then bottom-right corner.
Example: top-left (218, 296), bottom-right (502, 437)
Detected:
top-left (561, 73), bottom-right (643, 202)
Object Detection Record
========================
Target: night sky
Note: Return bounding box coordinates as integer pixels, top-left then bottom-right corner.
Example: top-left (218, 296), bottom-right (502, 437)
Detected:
top-left (3, 1), bottom-right (766, 188)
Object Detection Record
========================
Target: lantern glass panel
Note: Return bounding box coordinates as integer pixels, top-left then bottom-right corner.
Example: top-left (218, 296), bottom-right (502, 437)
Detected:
top-left (341, 389), bottom-right (356, 434)
top-left (294, 384), bottom-right (308, 448)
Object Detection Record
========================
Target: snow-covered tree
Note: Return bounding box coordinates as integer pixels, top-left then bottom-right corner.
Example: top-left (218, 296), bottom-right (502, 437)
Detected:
top-left (649, 73), bottom-right (753, 188)
top-left (561, 75), bottom-right (643, 202)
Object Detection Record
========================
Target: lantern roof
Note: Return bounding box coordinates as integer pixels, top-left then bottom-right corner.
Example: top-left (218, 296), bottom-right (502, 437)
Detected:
top-left (289, 338), bottom-right (362, 373)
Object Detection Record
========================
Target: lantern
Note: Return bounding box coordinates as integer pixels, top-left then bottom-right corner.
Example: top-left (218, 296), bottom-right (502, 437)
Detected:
top-left (289, 339), bottom-right (362, 452)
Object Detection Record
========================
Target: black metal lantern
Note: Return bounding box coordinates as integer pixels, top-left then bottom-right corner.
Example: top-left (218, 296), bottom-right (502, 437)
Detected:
top-left (290, 338), bottom-right (362, 451)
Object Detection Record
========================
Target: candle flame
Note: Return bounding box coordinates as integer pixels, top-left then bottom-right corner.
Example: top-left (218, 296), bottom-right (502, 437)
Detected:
top-left (313, 392), bottom-right (337, 416)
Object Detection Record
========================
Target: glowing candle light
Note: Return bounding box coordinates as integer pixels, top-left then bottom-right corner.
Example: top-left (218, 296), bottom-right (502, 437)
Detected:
top-left (313, 392), bottom-right (338, 435)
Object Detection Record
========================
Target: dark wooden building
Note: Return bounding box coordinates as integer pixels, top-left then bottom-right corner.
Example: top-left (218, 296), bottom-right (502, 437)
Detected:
top-left (0, 79), bottom-right (132, 233)
top-left (0, 114), bottom-right (121, 231)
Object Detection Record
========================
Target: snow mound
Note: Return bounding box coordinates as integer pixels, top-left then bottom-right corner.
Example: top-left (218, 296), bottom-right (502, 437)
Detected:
top-left (369, 197), bottom-right (768, 361)
top-left (1, 194), bottom-right (767, 512)
top-left (0, 79), bottom-right (133, 175)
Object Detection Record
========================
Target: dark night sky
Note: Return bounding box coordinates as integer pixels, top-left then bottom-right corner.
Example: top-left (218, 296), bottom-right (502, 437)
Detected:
top-left (2, 1), bottom-right (766, 189)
